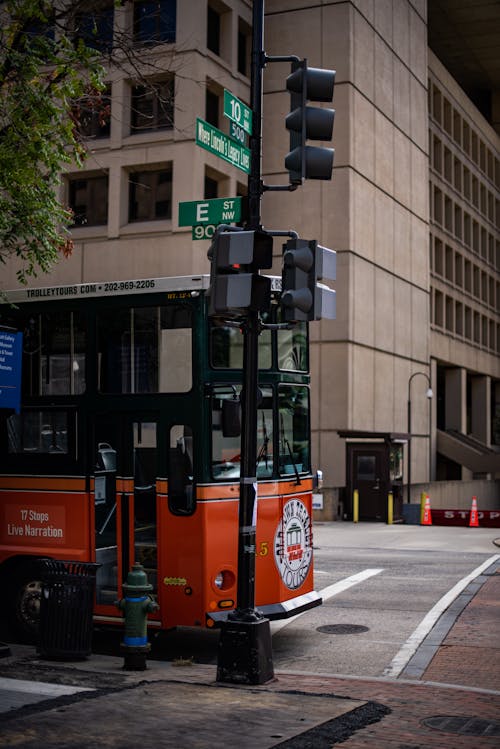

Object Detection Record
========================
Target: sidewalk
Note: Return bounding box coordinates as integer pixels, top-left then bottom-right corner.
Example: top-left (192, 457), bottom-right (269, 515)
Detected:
top-left (0, 568), bottom-right (499, 748)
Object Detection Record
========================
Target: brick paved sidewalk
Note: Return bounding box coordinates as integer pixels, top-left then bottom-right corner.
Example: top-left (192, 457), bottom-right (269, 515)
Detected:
top-left (265, 671), bottom-right (500, 748)
top-left (265, 566), bottom-right (500, 747)
top-left (422, 569), bottom-right (500, 692)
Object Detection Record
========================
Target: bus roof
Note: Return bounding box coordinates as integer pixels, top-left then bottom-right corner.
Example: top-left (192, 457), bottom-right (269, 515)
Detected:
top-left (2, 276), bottom-right (212, 304)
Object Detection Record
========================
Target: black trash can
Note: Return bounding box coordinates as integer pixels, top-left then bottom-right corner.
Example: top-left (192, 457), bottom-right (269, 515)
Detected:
top-left (37, 560), bottom-right (100, 660)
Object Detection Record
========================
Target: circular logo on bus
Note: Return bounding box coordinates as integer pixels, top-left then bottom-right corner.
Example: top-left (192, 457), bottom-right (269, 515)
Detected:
top-left (274, 498), bottom-right (313, 590)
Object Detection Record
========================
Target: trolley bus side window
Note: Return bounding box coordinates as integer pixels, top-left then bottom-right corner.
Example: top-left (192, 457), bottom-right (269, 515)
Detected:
top-left (20, 310), bottom-right (86, 395)
top-left (97, 303), bottom-right (192, 393)
top-left (7, 408), bottom-right (76, 457)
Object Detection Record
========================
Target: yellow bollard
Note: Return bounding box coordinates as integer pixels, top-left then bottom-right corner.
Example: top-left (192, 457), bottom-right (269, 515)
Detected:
top-left (353, 489), bottom-right (359, 523)
top-left (387, 491), bottom-right (393, 525)
top-left (420, 492), bottom-right (427, 524)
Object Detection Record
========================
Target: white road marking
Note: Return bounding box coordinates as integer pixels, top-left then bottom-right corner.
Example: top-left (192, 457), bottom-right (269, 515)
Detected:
top-left (271, 568), bottom-right (384, 634)
top-left (384, 553), bottom-right (500, 678)
top-left (318, 568), bottom-right (385, 602)
top-left (0, 677), bottom-right (93, 695)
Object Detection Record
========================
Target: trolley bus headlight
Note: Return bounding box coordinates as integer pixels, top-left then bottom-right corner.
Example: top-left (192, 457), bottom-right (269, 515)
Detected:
top-left (213, 569), bottom-right (235, 591)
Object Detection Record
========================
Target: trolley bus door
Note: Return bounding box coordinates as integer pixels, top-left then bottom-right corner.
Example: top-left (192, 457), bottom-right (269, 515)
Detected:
top-left (93, 417), bottom-right (159, 612)
top-left (131, 420), bottom-right (158, 599)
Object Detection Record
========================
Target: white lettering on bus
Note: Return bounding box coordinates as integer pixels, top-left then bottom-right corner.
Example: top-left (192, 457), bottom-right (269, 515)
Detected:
top-left (24, 525), bottom-right (63, 538)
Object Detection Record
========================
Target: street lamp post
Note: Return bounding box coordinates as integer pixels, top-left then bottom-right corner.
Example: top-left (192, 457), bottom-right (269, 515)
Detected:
top-left (407, 372), bottom-right (433, 504)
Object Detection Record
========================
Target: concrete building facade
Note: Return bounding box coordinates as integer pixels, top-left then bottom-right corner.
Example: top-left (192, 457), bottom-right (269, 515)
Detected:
top-left (2, 0), bottom-right (499, 518)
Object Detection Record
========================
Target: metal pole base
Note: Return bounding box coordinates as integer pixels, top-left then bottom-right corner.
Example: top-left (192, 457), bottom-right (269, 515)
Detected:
top-left (216, 617), bottom-right (274, 685)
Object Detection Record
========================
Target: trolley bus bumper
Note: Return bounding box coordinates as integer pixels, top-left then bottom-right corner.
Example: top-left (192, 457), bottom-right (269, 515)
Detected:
top-left (207, 590), bottom-right (322, 626)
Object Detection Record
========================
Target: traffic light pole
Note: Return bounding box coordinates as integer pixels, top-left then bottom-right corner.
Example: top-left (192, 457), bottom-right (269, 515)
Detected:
top-left (216, 0), bottom-right (274, 685)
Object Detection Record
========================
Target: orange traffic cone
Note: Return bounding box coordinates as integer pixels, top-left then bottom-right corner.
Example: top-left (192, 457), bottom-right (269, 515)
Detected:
top-left (421, 494), bottom-right (432, 526)
top-left (469, 496), bottom-right (479, 527)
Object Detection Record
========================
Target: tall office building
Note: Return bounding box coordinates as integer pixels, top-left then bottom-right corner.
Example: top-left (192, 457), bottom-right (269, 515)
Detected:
top-left (2, 1), bottom-right (499, 518)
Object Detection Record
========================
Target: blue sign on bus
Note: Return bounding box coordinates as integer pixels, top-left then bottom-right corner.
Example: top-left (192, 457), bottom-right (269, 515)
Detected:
top-left (0, 331), bottom-right (22, 413)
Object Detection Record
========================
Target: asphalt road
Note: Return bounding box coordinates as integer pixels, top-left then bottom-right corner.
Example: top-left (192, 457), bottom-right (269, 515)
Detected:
top-left (270, 522), bottom-right (500, 677)
top-left (50, 521), bottom-right (500, 678)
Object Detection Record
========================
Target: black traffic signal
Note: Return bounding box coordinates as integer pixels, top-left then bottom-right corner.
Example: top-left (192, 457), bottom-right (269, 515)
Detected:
top-left (285, 60), bottom-right (335, 185)
top-left (281, 238), bottom-right (336, 322)
top-left (208, 229), bottom-right (273, 316)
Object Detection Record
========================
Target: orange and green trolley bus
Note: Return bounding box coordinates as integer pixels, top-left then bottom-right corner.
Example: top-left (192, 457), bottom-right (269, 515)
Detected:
top-left (0, 275), bottom-right (321, 640)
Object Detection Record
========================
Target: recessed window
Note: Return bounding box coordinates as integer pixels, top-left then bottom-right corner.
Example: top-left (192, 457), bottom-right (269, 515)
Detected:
top-left (134, 0), bottom-right (176, 45)
top-left (434, 238), bottom-right (443, 275)
top-left (24, 10), bottom-right (55, 47)
top-left (128, 167), bottom-right (172, 221)
top-left (74, 2), bottom-right (114, 53)
top-left (131, 78), bottom-right (174, 132)
top-left (445, 296), bottom-right (453, 331)
top-left (454, 252), bottom-right (463, 287)
top-left (207, 6), bottom-right (220, 55)
top-left (69, 174), bottom-right (108, 226)
top-left (237, 19), bottom-right (251, 77)
top-left (73, 87), bottom-right (111, 139)
top-left (464, 306), bottom-right (471, 339)
top-left (434, 290), bottom-right (444, 327)
top-left (204, 176), bottom-right (218, 199)
top-left (205, 88), bottom-right (220, 128)
top-left (455, 302), bottom-right (463, 336)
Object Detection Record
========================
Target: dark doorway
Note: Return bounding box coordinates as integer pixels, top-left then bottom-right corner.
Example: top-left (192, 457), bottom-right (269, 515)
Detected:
top-left (348, 445), bottom-right (387, 520)
top-left (340, 433), bottom-right (407, 522)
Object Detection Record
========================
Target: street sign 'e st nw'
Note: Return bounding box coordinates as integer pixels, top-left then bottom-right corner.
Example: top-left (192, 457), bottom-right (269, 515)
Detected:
top-left (178, 197), bottom-right (242, 227)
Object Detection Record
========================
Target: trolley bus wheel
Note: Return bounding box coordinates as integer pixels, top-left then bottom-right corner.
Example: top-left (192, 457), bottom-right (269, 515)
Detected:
top-left (7, 561), bottom-right (43, 643)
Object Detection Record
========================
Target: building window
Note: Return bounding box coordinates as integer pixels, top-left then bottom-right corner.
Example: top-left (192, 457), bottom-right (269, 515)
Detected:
top-left (204, 176), bottom-right (218, 199)
top-left (434, 290), bottom-right (443, 327)
top-left (73, 86), bottom-right (111, 139)
top-left (134, 0), bottom-right (176, 45)
top-left (237, 19), bottom-right (251, 77)
top-left (74, 2), bottom-right (114, 53)
top-left (131, 78), bottom-right (174, 132)
top-left (129, 167), bottom-right (172, 222)
top-left (205, 89), bottom-right (220, 128)
top-left (68, 174), bottom-right (108, 226)
top-left (207, 5), bottom-right (220, 55)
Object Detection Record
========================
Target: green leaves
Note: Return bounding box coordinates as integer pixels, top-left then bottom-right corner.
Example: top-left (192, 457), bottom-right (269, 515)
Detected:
top-left (0, 0), bottom-right (106, 284)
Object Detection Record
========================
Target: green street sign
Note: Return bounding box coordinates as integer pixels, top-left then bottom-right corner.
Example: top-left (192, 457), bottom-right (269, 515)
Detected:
top-left (179, 197), bottom-right (242, 227)
top-left (196, 118), bottom-right (250, 174)
top-left (192, 224), bottom-right (217, 240)
top-left (229, 121), bottom-right (247, 145)
top-left (223, 90), bottom-right (252, 135)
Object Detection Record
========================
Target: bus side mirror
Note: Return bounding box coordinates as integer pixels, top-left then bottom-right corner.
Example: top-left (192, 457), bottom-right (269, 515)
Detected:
top-left (222, 399), bottom-right (241, 438)
top-left (314, 469), bottom-right (323, 491)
